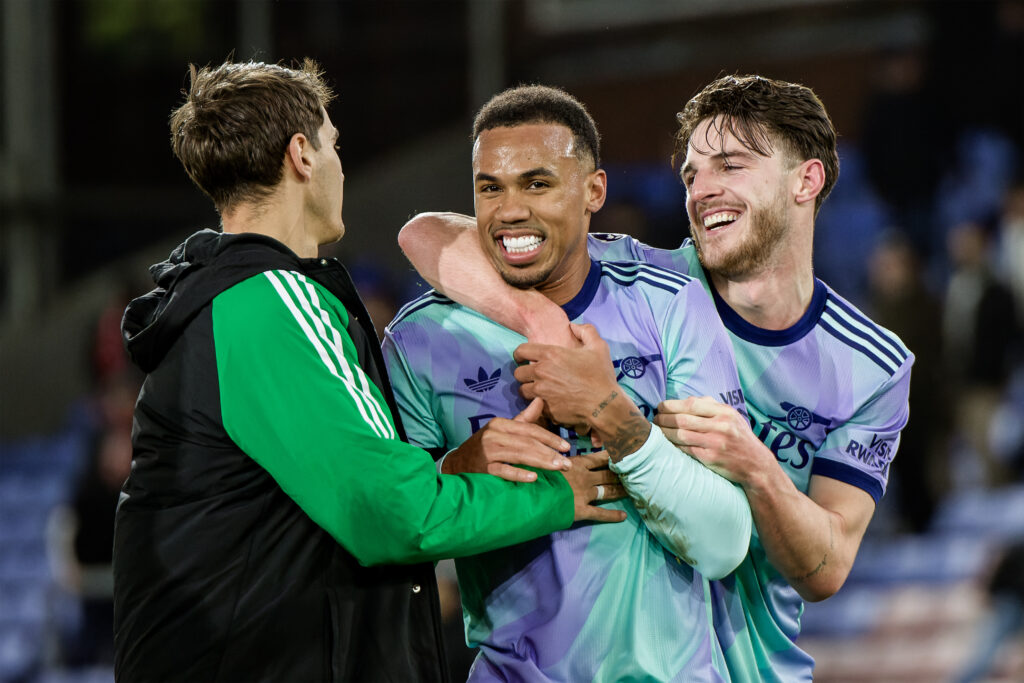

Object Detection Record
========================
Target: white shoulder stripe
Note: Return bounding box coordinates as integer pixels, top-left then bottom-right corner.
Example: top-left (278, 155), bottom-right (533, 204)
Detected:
top-left (286, 272), bottom-right (397, 440)
top-left (264, 270), bottom-right (391, 440)
top-left (823, 300), bottom-right (907, 364)
top-left (391, 291), bottom-right (452, 326)
top-left (602, 261), bottom-right (691, 288)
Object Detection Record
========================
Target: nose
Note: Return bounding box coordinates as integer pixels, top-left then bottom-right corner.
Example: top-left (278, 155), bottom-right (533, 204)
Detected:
top-left (688, 169), bottom-right (720, 203)
top-left (494, 190), bottom-right (530, 224)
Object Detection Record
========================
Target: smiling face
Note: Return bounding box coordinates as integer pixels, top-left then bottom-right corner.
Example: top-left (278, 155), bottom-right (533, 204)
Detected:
top-left (473, 123), bottom-right (606, 304)
top-left (680, 116), bottom-right (797, 279)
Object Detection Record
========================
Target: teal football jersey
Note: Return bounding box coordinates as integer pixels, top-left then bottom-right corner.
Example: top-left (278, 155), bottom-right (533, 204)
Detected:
top-left (383, 260), bottom-right (747, 682)
top-left (587, 234), bottom-right (914, 682)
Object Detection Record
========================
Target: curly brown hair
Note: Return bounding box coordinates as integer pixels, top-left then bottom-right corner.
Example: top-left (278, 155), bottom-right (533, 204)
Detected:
top-left (169, 59), bottom-right (334, 213)
top-left (675, 75), bottom-right (839, 215)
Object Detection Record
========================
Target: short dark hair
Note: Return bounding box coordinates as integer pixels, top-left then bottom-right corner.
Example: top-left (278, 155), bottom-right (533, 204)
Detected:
top-left (473, 85), bottom-right (601, 168)
top-left (169, 59), bottom-right (334, 213)
top-left (675, 75), bottom-right (839, 214)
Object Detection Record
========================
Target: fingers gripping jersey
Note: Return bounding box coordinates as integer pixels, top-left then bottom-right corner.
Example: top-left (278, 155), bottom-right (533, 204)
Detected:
top-left (383, 260), bottom-right (747, 683)
top-left (587, 233), bottom-right (914, 682)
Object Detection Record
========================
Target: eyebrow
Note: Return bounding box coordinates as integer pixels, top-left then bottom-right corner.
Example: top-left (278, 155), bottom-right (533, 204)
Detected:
top-left (681, 149), bottom-right (758, 176)
top-left (475, 167), bottom-right (557, 183)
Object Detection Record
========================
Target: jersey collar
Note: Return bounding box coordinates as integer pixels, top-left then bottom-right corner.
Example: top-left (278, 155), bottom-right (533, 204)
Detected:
top-left (709, 276), bottom-right (828, 346)
top-left (561, 260), bottom-right (602, 321)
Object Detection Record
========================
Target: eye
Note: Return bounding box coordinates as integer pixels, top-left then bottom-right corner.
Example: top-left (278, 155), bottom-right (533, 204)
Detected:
top-left (477, 184), bottom-right (500, 193)
top-left (527, 180), bottom-right (550, 190)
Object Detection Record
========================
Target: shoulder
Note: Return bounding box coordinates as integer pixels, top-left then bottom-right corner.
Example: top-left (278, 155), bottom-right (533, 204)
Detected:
top-left (387, 290), bottom-right (458, 331)
top-left (817, 284), bottom-right (914, 380)
top-left (216, 268), bottom-right (351, 335)
top-left (588, 233), bottom-right (700, 276)
top-left (598, 260), bottom-right (698, 297)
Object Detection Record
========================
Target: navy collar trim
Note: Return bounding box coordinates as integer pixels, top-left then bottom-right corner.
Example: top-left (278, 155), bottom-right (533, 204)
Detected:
top-left (710, 275), bottom-right (827, 346)
top-left (561, 260), bottom-right (602, 320)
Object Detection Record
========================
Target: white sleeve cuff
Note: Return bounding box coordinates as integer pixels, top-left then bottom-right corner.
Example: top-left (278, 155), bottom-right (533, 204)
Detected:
top-left (436, 448), bottom-right (456, 474)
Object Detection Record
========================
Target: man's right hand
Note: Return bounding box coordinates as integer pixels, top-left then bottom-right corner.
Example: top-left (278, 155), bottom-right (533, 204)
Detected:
top-left (562, 451), bottom-right (627, 524)
top-left (442, 398), bottom-right (572, 482)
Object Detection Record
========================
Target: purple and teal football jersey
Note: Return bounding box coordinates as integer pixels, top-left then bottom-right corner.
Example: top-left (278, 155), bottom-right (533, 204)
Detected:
top-left (383, 260), bottom-right (746, 682)
top-left (587, 234), bottom-right (914, 682)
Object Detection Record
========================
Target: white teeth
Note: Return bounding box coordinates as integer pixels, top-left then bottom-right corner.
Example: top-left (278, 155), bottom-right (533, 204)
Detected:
top-left (704, 211), bottom-right (739, 228)
top-left (502, 235), bottom-right (544, 253)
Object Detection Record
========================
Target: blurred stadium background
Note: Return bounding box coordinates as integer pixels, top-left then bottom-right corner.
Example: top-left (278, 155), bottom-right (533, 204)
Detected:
top-left (1, 0), bottom-right (1023, 681)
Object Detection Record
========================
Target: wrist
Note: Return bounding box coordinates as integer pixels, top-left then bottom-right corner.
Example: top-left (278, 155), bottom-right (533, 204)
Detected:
top-left (518, 291), bottom-right (573, 344)
top-left (439, 447), bottom-right (460, 475)
top-left (738, 446), bottom-right (787, 499)
top-left (588, 389), bottom-right (651, 462)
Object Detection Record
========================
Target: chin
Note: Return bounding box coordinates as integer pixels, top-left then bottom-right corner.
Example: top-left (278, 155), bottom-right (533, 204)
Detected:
top-left (498, 267), bottom-right (547, 290)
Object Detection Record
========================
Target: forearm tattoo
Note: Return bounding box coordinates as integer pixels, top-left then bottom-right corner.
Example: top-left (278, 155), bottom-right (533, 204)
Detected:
top-left (798, 516), bottom-right (834, 581)
top-left (605, 407), bottom-right (650, 463)
top-left (592, 390), bottom-right (618, 418)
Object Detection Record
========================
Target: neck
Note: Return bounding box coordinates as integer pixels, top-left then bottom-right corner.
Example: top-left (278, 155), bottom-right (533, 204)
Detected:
top-left (220, 187), bottom-right (319, 258)
top-left (708, 220), bottom-right (816, 330)
top-left (536, 249), bottom-right (593, 307)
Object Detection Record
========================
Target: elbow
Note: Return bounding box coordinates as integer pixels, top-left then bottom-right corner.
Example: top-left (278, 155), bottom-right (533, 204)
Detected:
top-left (397, 213), bottom-right (432, 257)
top-left (696, 539), bottom-right (749, 581)
top-left (684, 520), bottom-right (751, 580)
top-left (698, 509), bottom-right (752, 580)
top-left (346, 526), bottom-right (432, 567)
top-left (398, 211), bottom-right (464, 252)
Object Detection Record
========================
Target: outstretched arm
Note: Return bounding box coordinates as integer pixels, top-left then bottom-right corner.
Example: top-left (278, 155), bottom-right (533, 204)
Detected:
top-left (398, 212), bottom-right (576, 345)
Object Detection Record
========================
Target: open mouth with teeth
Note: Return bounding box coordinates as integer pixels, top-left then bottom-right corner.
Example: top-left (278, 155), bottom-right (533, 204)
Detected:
top-left (499, 234), bottom-right (546, 259)
top-left (703, 211), bottom-right (740, 231)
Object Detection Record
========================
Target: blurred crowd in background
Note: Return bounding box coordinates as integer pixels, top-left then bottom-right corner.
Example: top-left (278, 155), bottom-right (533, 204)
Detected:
top-left (1, 1), bottom-right (1023, 681)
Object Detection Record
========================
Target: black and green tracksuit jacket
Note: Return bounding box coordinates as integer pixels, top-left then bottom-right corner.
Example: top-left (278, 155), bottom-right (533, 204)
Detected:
top-left (113, 229), bottom-right (574, 682)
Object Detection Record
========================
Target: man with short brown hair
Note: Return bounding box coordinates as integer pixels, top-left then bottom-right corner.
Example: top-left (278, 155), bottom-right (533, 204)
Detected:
top-left (112, 59), bottom-right (621, 683)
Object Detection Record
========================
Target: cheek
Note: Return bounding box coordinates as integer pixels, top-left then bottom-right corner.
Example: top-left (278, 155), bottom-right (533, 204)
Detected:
top-left (685, 197), bottom-right (698, 220)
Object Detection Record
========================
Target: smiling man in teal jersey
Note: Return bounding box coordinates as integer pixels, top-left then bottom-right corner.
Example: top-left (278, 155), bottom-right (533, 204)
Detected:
top-left (384, 85), bottom-right (753, 682)
top-left (398, 75), bottom-right (913, 681)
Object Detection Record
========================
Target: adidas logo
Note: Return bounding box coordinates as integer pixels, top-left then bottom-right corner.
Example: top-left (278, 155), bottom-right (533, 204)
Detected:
top-left (464, 367), bottom-right (501, 393)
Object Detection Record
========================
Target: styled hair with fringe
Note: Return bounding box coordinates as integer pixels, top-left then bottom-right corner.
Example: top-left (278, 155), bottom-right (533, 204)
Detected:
top-left (675, 75), bottom-right (839, 214)
top-left (170, 58), bottom-right (334, 212)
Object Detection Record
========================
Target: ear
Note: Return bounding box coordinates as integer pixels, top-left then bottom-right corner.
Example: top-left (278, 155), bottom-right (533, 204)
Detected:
top-left (585, 169), bottom-right (608, 214)
top-left (285, 132), bottom-right (314, 181)
top-left (793, 158), bottom-right (825, 207)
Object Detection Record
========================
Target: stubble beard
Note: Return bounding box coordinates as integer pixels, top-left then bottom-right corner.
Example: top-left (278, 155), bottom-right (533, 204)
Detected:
top-left (497, 262), bottom-right (556, 290)
top-left (692, 192), bottom-right (789, 279)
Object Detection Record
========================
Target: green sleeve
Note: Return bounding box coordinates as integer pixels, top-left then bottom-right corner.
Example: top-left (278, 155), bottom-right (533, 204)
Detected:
top-left (212, 269), bottom-right (574, 565)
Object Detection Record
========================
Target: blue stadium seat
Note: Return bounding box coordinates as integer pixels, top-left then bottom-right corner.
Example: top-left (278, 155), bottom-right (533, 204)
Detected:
top-left (848, 535), bottom-right (994, 585)
top-left (0, 622), bottom-right (43, 683)
top-left (800, 584), bottom-right (887, 637)
top-left (0, 579), bottom-right (47, 626)
top-left (35, 666), bottom-right (114, 683)
top-left (930, 485), bottom-right (1024, 540)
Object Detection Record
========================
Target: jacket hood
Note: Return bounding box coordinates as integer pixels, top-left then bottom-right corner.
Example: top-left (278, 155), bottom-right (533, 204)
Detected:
top-left (122, 229), bottom-right (301, 373)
